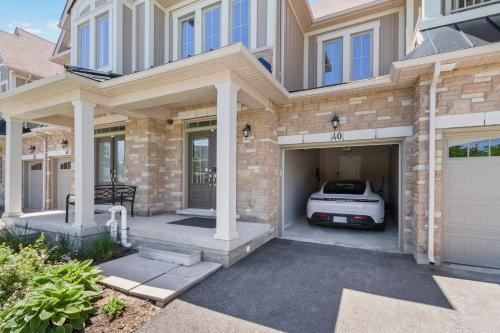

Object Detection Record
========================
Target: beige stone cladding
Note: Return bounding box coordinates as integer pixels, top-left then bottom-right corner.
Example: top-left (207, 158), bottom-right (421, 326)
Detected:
top-left (123, 118), bottom-right (169, 216)
top-left (237, 107), bottom-right (279, 229)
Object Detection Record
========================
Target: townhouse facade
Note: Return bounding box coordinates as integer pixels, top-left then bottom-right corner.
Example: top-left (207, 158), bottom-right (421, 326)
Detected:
top-left (1, 0), bottom-right (500, 268)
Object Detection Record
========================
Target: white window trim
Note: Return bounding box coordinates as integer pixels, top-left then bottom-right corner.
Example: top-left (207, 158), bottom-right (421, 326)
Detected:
top-left (96, 12), bottom-right (111, 71)
top-left (179, 15), bottom-right (196, 59)
top-left (172, 0), bottom-right (257, 61)
top-left (203, 4), bottom-right (222, 52)
top-left (316, 21), bottom-right (380, 87)
top-left (230, 0), bottom-right (252, 48)
top-left (71, 0), bottom-right (113, 70)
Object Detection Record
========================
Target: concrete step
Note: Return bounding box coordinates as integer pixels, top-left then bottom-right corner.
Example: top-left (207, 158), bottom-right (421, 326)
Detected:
top-left (139, 245), bottom-right (201, 267)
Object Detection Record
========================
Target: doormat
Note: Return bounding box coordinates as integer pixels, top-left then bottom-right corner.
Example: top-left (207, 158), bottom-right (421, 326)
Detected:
top-left (169, 217), bottom-right (216, 229)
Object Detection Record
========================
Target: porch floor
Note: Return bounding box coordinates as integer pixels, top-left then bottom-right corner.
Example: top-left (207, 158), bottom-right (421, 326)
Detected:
top-left (9, 209), bottom-right (274, 264)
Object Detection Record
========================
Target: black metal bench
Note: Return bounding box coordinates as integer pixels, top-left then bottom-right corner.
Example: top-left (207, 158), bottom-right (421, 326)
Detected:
top-left (65, 184), bottom-right (136, 223)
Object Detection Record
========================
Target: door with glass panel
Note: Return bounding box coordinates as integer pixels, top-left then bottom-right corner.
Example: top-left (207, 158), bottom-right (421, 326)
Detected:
top-left (96, 136), bottom-right (125, 184)
top-left (188, 131), bottom-right (216, 209)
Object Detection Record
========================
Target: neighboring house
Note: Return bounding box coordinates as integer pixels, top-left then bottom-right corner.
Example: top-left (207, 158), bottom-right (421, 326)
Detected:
top-left (0, 28), bottom-right (65, 208)
top-left (1, 0), bottom-right (500, 268)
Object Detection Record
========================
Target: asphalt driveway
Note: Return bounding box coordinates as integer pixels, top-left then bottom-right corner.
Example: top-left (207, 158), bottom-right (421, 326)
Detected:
top-left (139, 239), bottom-right (500, 333)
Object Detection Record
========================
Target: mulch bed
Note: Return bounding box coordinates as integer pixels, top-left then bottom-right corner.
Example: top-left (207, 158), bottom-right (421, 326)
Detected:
top-left (84, 288), bottom-right (160, 333)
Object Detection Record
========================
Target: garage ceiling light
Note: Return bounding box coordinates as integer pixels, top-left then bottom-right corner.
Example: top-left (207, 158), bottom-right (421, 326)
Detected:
top-left (343, 147), bottom-right (352, 153)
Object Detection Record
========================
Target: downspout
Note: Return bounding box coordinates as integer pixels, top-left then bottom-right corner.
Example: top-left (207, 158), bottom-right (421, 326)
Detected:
top-left (428, 62), bottom-right (441, 265)
top-left (34, 133), bottom-right (48, 211)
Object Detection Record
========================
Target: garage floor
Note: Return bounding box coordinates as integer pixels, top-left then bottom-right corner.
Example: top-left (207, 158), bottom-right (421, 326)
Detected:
top-left (283, 213), bottom-right (399, 252)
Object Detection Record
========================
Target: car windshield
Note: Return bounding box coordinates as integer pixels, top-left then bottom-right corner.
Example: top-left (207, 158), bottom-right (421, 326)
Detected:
top-left (323, 181), bottom-right (366, 195)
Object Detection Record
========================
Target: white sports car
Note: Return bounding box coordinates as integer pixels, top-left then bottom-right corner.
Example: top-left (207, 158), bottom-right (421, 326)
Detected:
top-left (306, 180), bottom-right (385, 230)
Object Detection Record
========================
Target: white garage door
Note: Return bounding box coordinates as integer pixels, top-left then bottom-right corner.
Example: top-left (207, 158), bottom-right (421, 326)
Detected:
top-left (443, 136), bottom-right (500, 269)
top-left (26, 161), bottom-right (43, 210)
top-left (56, 160), bottom-right (72, 210)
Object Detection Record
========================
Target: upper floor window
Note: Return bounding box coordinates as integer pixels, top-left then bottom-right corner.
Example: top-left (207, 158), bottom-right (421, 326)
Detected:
top-left (231, 0), bottom-right (249, 47)
top-left (78, 23), bottom-right (90, 68)
top-left (351, 31), bottom-right (372, 81)
top-left (316, 21), bottom-right (380, 87)
top-left (323, 39), bottom-right (342, 86)
top-left (181, 16), bottom-right (195, 58)
top-left (204, 5), bottom-right (221, 52)
top-left (96, 14), bottom-right (109, 69)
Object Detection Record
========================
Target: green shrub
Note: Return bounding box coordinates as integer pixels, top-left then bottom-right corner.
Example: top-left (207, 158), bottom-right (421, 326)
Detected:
top-left (0, 280), bottom-right (99, 333)
top-left (50, 233), bottom-right (81, 262)
top-left (34, 259), bottom-right (102, 293)
top-left (102, 297), bottom-right (126, 319)
top-left (0, 226), bottom-right (41, 252)
top-left (82, 232), bottom-right (118, 262)
top-left (0, 236), bottom-right (49, 310)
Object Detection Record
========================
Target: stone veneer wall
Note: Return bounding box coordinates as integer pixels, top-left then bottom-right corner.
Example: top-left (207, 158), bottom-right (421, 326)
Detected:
top-left (275, 62), bottom-right (500, 262)
top-left (123, 118), bottom-right (168, 216)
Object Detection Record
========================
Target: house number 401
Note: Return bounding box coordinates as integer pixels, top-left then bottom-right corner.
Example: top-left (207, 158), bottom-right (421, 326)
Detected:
top-left (331, 131), bottom-right (344, 141)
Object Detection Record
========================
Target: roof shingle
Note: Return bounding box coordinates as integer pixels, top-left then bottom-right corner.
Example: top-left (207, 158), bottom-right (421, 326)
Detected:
top-left (0, 28), bottom-right (63, 78)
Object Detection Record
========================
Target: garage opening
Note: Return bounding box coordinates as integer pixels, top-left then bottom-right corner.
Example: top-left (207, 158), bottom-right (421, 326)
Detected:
top-left (282, 144), bottom-right (401, 252)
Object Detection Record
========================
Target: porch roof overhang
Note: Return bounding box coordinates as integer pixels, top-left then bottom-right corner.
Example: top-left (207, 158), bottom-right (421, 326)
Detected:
top-left (2, 42), bottom-right (500, 126)
top-left (0, 44), bottom-right (288, 125)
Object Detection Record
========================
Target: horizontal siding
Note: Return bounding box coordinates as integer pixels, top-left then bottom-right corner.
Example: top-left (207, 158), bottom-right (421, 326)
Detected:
top-left (136, 2), bottom-right (145, 71)
top-left (123, 5), bottom-right (133, 74)
top-left (154, 5), bottom-right (165, 66)
top-left (257, 0), bottom-right (268, 48)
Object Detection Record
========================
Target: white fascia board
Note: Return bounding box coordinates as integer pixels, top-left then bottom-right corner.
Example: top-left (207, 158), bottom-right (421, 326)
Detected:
top-left (436, 113), bottom-right (485, 129)
top-left (376, 125), bottom-right (413, 138)
top-left (485, 111), bottom-right (500, 126)
top-left (343, 129), bottom-right (376, 141)
top-left (420, 3), bottom-right (500, 30)
top-left (278, 135), bottom-right (303, 145)
top-left (48, 149), bottom-right (73, 158)
top-left (303, 132), bottom-right (332, 143)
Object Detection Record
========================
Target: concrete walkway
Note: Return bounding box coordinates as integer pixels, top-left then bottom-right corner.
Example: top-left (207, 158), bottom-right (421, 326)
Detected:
top-left (98, 254), bottom-right (221, 306)
top-left (139, 239), bottom-right (500, 333)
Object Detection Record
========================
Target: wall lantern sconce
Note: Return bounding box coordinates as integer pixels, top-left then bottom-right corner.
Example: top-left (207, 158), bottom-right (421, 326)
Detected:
top-left (61, 139), bottom-right (68, 149)
top-left (331, 114), bottom-right (340, 130)
top-left (28, 145), bottom-right (36, 154)
top-left (242, 123), bottom-right (252, 138)
top-left (166, 119), bottom-right (174, 125)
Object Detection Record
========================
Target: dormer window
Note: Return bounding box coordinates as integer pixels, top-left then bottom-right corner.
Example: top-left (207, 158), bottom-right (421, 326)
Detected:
top-left (78, 23), bottom-right (90, 68)
top-left (180, 16), bottom-right (195, 59)
top-left (96, 13), bottom-right (109, 69)
top-left (231, 0), bottom-right (249, 47)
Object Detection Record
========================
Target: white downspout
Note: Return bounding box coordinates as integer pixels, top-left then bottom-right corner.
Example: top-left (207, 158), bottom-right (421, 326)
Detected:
top-left (428, 62), bottom-right (441, 265)
top-left (106, 205), bottom-right (132, 248)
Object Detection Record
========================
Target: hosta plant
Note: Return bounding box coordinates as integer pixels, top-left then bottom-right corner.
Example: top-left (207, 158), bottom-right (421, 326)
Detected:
top-left (34, 259), bottom-right (102, 293)
top-left (0, 280), bottom-right (100, 333)
top-left (102, 297), bottom-right (126, 319)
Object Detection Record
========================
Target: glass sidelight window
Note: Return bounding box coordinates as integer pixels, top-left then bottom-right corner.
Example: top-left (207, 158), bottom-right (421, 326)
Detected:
top-left (96, 136), bottom-right (125, 184)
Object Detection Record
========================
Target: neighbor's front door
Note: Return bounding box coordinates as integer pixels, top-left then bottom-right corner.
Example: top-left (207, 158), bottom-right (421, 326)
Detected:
top-left (188, 130), bottom-right (216, 209)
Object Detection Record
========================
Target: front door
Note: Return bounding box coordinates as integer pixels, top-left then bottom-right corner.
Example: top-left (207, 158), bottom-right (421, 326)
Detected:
top-left (188, 130), bottom-right (216, 209)
top-left (96, 136), bottom-right (125, 184)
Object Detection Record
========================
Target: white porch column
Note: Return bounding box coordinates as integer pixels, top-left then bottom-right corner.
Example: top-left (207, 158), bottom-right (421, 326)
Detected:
top-left (72, 100), bottom-right (96, 229)
top-left (2, 118), bottom-right (23, 219)
top-left (214, 81), bottom-right (239, 241)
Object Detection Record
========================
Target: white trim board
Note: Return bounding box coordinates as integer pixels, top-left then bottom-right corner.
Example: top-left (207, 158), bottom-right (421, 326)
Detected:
top-left (436, 111), bottom-right (500, 129)
top-left (316, 20), bottom-right (380, 87)
top-left (277, 125), bottom-right (413, 145)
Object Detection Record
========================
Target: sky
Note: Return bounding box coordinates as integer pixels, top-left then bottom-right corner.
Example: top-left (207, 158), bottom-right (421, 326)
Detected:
top-left (0, 0), bottom-right (67, 43)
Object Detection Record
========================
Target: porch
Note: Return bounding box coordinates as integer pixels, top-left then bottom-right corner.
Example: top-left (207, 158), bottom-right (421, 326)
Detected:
top-left (10, 210), bottom-right (273, 266)
top-left (0, 44), bottom-right (286, 265)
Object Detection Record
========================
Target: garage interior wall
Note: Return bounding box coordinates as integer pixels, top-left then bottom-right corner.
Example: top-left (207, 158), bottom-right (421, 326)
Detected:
top-left (283, 150), bottom-right (320, 225)
top-left (283, 144), bottom-right (400, 225)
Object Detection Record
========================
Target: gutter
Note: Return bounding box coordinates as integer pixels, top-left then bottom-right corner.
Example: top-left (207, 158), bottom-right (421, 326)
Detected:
top-left (427, 62), bottom-right (441, 265)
